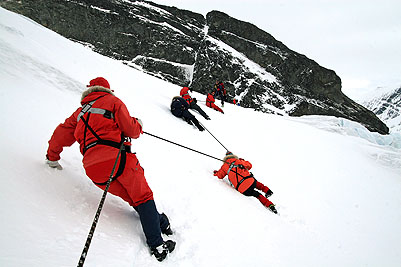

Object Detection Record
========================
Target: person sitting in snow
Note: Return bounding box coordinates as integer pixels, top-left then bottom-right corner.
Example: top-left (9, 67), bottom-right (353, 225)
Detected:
top-left (213, 152), bottom-right (277, 214)
top-left (46, 77), bottom-right (175, 262)
top-left (170, 96), bottom-right (204, 131)
top-left (180, 86), bottom-right (210, 120)
top-left (213, 80), bottom-right (227, 107)
top-left (206, 91), bottom-right (224, 114)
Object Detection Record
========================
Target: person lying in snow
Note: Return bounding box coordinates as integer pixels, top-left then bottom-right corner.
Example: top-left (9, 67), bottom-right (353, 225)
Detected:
top-left (170, 96), bottom-right (205, 131)
top-left (46, 77), bottom-right (175, 261)
top-left (213, 152), bottom-right (277, 214)
top-left (206, 91), bottom-right (224, 114)
top-left (180, 86), bottom-right (210, 120)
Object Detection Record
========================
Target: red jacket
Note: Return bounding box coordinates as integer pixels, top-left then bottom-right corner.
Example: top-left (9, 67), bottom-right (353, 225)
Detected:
top-left (180, 87), bottom-right (193, 105)
top-left (47, 87), bottom-right (142, 168)
top-left (206, 93), bottom-right (215, 107)
top-left (214, 156), bottom-right (255, 193)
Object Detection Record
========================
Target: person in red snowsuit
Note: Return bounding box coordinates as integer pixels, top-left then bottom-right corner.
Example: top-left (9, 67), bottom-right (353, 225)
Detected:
top-left (206, 91), bottom-right (224, 114)
top-left (46, 77), bottom-right (175, 261)
top-left (180, 87), bottom-right (210, 120)
top-left (214, 152), bottom-right (277, 214)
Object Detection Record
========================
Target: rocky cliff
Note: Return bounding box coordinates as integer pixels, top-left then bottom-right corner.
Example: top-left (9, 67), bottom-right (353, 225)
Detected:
top-left (0, 0), bottom-right (389, 134)
top-left (364, 87), bottom-right (401, 132)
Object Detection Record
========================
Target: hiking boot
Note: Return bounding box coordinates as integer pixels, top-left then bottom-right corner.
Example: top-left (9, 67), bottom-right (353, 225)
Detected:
top-left (162, 225), bottom-right (173, 236)
top-left (151, 240), bottom-right (176, 262)
top-left (268, 204), bottom-right (278, 214)
top-left (160, 213), bottom-right (173, 236)
top-left (197, 125), bottom-right (205, 131)
top-left (193, 121), bottom-right (205, 131)
top-left (265, 189), bottom-right (273, 198)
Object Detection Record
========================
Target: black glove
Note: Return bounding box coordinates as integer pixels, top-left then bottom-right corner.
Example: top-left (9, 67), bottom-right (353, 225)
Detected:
top-left (193, 98), bottom-right (197, 104)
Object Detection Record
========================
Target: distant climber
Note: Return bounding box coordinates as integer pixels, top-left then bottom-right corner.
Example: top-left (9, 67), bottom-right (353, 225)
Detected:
top-left (206, 91), bottom-right (224, 114)
top-left (213, 152), bottom-right (277, 214)
top-left (213, 80), bottom-right (227, 107)
top-left (171, 96), bottom-right (204, 131)
top-left (180, 87), bottom-right (210, 120)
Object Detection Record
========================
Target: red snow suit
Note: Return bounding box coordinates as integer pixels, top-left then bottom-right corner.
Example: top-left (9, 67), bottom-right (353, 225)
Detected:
top-left (214, 156), bottom-right (256, 194)
top-left (46, 86), bottom-right (153, 206)
top-left (180, 87), bottom-right (193, 105)
top-left (206, 93), bottom-right (224, 113)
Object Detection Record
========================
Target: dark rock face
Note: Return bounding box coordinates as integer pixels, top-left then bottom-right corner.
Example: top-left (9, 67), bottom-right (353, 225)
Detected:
top-left (0, 0), bottom-right (389, 134)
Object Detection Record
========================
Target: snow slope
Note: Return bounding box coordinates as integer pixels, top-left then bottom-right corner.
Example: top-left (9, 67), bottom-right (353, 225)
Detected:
top-left (1, 7), bottom-right (401, 267)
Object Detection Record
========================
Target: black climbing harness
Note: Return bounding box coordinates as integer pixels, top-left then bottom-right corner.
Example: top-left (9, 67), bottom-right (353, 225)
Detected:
top-left (227, 161), bottom-right (254, 191)
top-left (78, 96), bottom-right (131, 185)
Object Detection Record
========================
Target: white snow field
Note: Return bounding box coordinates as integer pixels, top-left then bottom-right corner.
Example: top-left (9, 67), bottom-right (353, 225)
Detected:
top-left (1, 7), bottom-right (400, 267)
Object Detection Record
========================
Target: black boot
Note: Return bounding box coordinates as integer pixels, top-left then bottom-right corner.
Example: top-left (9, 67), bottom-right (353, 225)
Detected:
top-left (268, 204), bottom-right (278, 214)
top-left (160, 213), bottom-right (173, 236)
top-left (162, 225), bottom-right (173, 236)
top-left (151, 240), bottom-right (176, 262)
top-left (192, 118), bottom-right (204, 131)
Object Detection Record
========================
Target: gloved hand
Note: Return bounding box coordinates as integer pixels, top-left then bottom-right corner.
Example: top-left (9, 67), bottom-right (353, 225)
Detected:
top-left (192, 98), bottom-right (197, 104)
top-left (213, 170), bottom-right (218, 176)
top-left (46, 159), bottom-right (63, 170)
top-left (136, 118), bottom-right (143, 128)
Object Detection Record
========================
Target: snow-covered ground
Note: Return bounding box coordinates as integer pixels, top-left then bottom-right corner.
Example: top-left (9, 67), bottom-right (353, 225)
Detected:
top-left (1, 7), bottom-right (400, 267)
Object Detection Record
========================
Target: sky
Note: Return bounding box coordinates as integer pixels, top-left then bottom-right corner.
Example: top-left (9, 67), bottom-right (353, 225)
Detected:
top-left (1, 7), bottom-right (401, 266)
top-left (154, 0), bottom-right (401, 101)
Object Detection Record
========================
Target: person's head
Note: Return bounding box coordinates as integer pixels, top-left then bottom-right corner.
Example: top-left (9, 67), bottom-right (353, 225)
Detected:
top-left (87, 77), bottom-right (111, 90)
top-left (223, 151), bottom-right (238, 162)
top-left (211, 91), bottom-right (215, 95)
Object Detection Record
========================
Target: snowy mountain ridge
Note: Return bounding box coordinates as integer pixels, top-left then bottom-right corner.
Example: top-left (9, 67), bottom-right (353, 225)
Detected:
top-left (363, 87), bottom-right (401, 133)
top-left (0, 0), bottom-right (389, 134)
top-left (1, 7), bottom-right (400, 267)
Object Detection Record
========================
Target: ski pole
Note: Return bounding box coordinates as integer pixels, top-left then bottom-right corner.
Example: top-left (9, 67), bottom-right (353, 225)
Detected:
top-left (143, 131), bottom-right (223, 162)
top-left (77, 140), bottom-right (126, 267)
top-left (198, 122), bottom-right (229, 152)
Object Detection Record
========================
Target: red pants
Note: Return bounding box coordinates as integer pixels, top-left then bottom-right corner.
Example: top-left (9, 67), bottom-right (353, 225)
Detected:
top-left (243, 180), bottom-right (273, 207)
top-left (85, 153), bottom-right (153, 207)
top-left (207, 102), bottom-right (223, 113)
